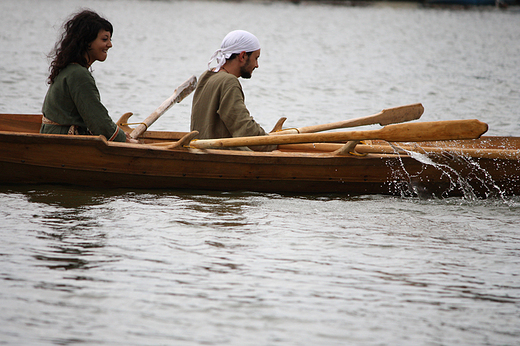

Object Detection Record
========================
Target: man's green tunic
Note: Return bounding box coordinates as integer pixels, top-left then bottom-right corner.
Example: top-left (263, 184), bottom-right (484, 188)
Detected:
top-left (41, 64), bottom-right (126, 142)
top-left (190, 70), bottom-right (275, 151)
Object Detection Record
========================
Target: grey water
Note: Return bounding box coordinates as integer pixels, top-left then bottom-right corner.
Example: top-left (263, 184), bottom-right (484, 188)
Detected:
top-left (1, 0), bottom-right (520, 345)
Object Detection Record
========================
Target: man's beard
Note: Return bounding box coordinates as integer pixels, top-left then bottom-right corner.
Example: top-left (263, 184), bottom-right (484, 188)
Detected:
top-left (240, 56), bottom-right (253, 79)
top-left (240, 67), bottom-right (252, 79)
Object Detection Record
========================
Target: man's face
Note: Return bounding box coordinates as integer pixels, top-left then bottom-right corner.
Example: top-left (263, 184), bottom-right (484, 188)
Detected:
top-left (240, 49), bottom-right (260, 79)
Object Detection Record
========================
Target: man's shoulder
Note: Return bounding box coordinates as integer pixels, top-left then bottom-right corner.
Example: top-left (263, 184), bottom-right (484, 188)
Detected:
top-left (201, 70), bottom-right (240, 88)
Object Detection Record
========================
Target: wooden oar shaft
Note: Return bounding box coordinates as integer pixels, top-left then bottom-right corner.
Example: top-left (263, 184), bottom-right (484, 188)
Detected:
top-left (279, 142), bottom-right (518, 160)
top-left (273, 103), bottom-right (424, 135)
top-left (130, 75), bottom-right (197, 139)
top-left (356, 144), bottom-right (520, 160)
top-left (190, 120), bottom-right (488, 149)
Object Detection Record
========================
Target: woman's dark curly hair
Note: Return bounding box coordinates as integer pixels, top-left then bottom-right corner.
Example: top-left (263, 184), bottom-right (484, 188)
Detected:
top-left (47, 10), bottom-right (113, 84)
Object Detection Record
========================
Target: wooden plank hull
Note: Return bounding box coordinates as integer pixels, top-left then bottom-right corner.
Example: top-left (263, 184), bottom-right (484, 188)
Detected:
top-left (1, 114), bottom-right (519, 197)
top-left (0, 131), bottom-right (391, 193)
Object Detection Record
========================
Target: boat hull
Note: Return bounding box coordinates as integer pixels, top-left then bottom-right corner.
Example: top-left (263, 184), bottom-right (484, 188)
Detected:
top-left (1, 114), bottom-right (519, 197)
top-left (0, 131), bottom-right (395, 194)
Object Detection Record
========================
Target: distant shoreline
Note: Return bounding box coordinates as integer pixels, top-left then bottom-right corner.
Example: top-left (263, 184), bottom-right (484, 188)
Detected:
top-left (199, 0), bottom-right (518, 7)
top-left (200, 0), bottom-right (420, 2)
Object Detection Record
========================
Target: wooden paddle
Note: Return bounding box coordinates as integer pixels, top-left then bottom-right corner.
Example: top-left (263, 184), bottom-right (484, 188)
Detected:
top-left (271, 103), bottom-right (424, 135)
top-left (127, 75), bottom-right (197, 139)
top-left (189, 119), bottom-right (488, 149)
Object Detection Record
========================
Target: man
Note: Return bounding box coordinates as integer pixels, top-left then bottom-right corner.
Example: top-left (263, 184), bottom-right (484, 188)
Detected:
top-left (190, 30), bottom-right (276, 151)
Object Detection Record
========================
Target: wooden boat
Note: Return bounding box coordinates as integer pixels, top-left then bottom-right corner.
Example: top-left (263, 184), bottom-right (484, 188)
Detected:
top-left (1, 113), bottom-right (519, 198)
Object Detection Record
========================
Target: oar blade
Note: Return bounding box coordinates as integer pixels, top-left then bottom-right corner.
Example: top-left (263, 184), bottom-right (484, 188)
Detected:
top-left (380, 119), bottom-right (488, 142)
top-left (377, 103), bottom-right (424, 126)
top-left (171, 75), bottom-right (198, 104)
top-left (283, 103), bottom-right (425, 134)
top-left (130, 75), bottom-right (197, 139)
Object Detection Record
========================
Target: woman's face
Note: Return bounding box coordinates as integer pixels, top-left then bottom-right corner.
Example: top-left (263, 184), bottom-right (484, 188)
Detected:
top-left (86, 29), bottom-right (112, 66)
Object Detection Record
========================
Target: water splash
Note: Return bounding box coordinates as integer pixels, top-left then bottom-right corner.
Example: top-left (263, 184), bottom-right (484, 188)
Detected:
top-left (384, 143), bottom-right (506, 202)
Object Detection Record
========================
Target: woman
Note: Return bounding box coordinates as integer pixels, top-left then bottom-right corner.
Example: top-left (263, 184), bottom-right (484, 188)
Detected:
top-left (41, 10), bottom-right (133, 142)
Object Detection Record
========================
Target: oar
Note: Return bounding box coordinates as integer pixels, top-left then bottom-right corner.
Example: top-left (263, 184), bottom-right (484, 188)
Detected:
top-left (128, 75), bottom-right (197, 139)
top-left (272, 103), bottom-right (424, 135)
top-left (354, 144), bottom-right (520, 160)
top-left (189, 119), bottom-right (488, 149)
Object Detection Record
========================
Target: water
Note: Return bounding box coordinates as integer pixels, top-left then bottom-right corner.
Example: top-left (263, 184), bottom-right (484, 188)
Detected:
top-left (385, 143), bottom-right (506, 199)
top-left (1, 0), bottom-right (520, 345)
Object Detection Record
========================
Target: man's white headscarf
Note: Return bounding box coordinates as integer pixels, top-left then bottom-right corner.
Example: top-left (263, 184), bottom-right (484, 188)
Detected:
top-left (208, 30), bottom-right (261, 72)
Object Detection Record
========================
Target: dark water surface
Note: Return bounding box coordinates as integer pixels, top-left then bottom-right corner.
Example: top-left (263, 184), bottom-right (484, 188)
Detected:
top-left (1, 0), bottom-right (520, 345)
